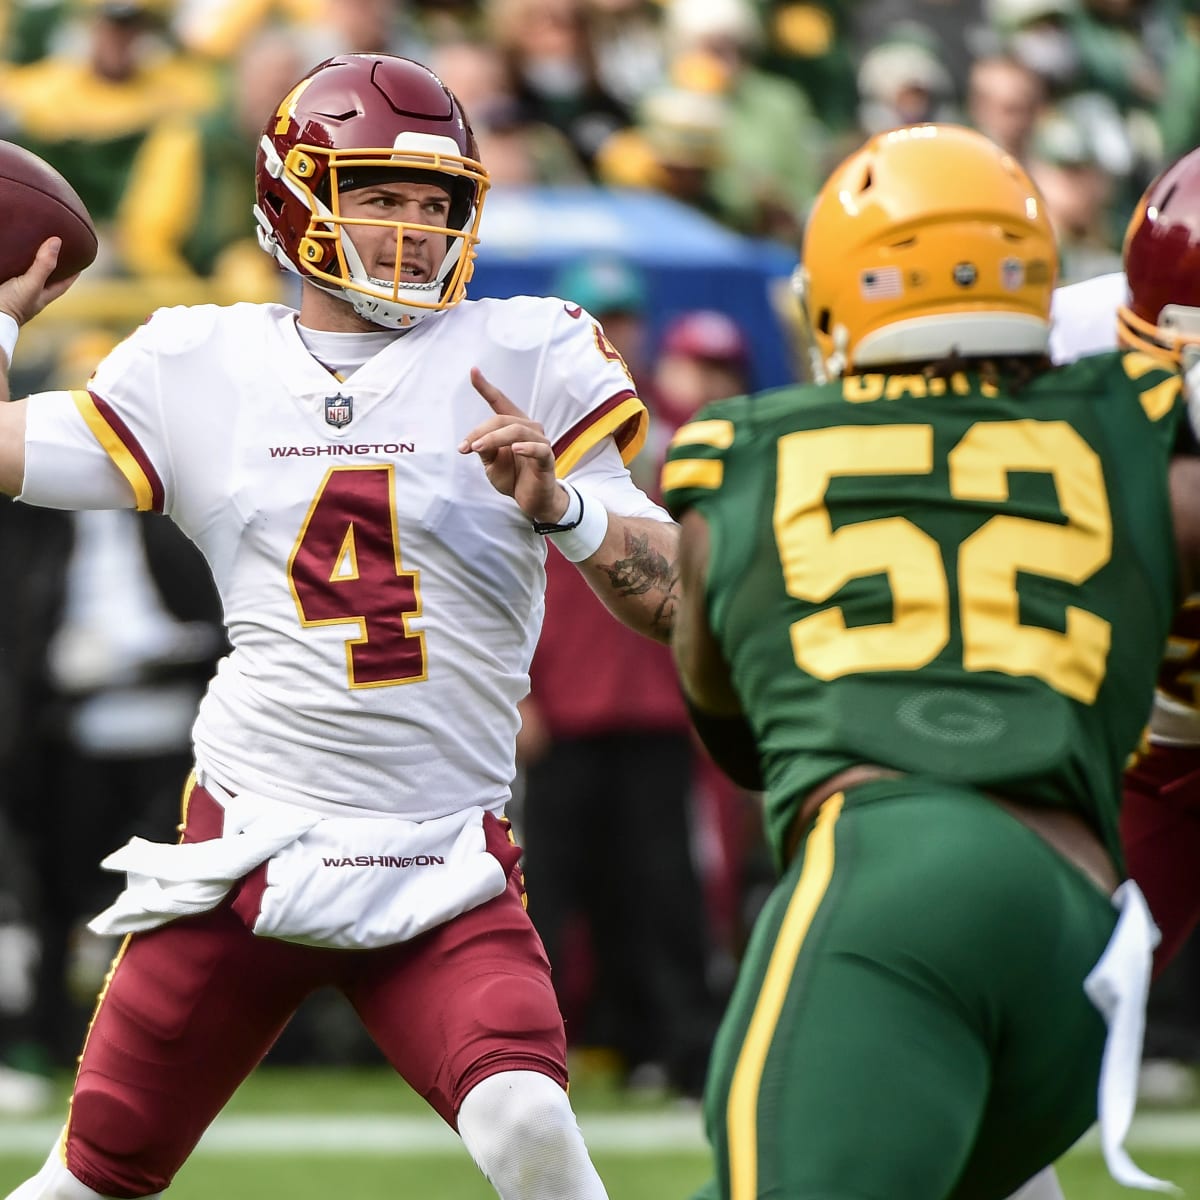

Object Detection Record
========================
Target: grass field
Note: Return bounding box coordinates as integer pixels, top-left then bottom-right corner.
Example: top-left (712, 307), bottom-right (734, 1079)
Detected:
top-left (1, 1067), bottom-right (1198, 1198)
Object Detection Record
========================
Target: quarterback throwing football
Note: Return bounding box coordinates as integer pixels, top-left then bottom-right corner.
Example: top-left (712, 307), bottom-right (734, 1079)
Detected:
top-left (0, 54), bottom-right (677, 1200)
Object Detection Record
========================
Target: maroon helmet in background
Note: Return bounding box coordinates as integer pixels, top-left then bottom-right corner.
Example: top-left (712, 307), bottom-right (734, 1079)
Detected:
top-left (254, 53), bottom-right (490, 329)
top-left (659, 310), bottom-right (751, 371)
top-left (1119, 146), bottom-right (1200, 362)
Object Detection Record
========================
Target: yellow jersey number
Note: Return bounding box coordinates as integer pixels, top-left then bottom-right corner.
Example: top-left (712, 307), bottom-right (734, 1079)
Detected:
top-left (772, 419), bottom-right (1113, 703)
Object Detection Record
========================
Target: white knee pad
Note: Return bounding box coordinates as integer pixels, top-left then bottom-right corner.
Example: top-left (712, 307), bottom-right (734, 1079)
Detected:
top-left (4, 1135), bottom-right (162, 1200)
top-left (457, 1070), bottom-right (608, 1200)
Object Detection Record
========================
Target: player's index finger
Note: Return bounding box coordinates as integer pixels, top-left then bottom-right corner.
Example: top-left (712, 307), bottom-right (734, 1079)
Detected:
top-left (470, 367), bottom-right (524, 417)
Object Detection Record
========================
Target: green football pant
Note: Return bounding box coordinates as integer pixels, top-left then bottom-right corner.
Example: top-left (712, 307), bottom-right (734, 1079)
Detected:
top-left (695, 777), bottom-right (1117, 1200)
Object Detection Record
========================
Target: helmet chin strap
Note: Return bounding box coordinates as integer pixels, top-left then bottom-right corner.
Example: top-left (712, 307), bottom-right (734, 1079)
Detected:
top-left (301, 274), bottom-right (427, 332)
top-left (825, 326), bottom-right (849, 380)
top-left (365, 274), bottom-right (441, 296)
top-left (350, 283), bottom-right (438, 330)
top-left (334, 220), bottom-right (466, 329)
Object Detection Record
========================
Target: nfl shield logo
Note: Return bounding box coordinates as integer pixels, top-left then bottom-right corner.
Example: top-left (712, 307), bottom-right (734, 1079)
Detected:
top-left (325, 393), bottom-right (353, 428)
top-left (1000, 257), bottom-right (1025, 290)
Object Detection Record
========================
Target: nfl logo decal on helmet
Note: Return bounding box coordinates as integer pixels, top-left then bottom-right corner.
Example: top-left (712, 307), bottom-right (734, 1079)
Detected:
top-left (325, 393), bottom-right (353, 427)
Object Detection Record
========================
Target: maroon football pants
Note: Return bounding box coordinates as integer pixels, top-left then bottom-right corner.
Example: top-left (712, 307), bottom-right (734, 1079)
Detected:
top-left (62, 783), bottom-right (569, 1199)
top-left (1122, 742), bottom-right (1200, 976)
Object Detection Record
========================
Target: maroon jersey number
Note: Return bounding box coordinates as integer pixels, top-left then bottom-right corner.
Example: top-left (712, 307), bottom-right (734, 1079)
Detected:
top-left (288, 465), bottom-right (427, 688)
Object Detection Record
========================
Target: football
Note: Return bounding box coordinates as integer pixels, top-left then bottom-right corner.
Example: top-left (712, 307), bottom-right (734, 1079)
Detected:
top-left (0, 141), bottom-right (98, 285)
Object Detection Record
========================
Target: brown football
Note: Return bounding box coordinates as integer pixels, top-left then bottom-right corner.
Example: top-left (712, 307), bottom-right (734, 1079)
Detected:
top-left (0, 141), bottom-right (98, 285)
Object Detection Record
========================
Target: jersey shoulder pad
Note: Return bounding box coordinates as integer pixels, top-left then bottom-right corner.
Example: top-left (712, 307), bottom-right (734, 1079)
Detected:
top-left (88, 303), bottom-right (251, 398)
top-left (470, 294), bottom-right (570, 353)
top-left (133, 303), bottom-right (228, 356)
top-left (1115, 349), bottom-right (1183, 423)
top-left (660, 395), bottom-right (751, 518)
top-left (502, 295), bottom-right (645, 470)
top-left (1047, 348), bottom-right (1181, 424)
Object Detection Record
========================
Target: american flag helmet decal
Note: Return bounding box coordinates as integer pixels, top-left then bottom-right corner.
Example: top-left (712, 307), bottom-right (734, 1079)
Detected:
top-left (860, 267), bottom-right (903, 300)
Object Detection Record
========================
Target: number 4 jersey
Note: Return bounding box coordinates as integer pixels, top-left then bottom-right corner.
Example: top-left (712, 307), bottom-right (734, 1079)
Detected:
top-left (19, 296), bottom-right (656, 820)
top-left (662, 352), bottom-right (1186, 868)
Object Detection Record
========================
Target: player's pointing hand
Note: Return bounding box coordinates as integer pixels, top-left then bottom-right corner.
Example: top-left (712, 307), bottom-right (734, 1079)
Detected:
top-left (459, 367), bottom-right (570, 525)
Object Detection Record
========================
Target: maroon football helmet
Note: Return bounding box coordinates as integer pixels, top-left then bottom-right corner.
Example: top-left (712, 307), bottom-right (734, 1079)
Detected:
top-left (255, 54), bottom-right (490, 328)
top-left (1118, 146), bottom-right (1200, 362)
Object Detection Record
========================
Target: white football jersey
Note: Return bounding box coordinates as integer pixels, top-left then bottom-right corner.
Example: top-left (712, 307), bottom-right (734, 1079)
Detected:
top-left (20, 296), bottom-right (660, 817)
top-left (1048, 271), bottom-right (1126, 365)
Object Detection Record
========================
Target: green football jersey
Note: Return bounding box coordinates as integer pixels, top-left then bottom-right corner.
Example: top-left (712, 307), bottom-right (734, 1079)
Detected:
top-left (662, 352), bottom-right (1185, 868)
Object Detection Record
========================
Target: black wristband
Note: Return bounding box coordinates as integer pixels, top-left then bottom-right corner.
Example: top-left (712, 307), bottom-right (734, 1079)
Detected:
top-left (532, 484), bottom-right (584, 535)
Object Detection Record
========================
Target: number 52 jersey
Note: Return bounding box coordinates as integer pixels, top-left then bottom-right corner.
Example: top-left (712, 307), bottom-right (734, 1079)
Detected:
top-left (19, 297), bottom-right (649, 821)
top-left (662, 352), bottom-right (1185, 869)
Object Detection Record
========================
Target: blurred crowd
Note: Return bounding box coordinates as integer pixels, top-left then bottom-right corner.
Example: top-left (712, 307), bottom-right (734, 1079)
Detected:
top-left (1, 0), bottom-right (1196, 300)
top-left (1, 0), bottom-right (1199, 1112)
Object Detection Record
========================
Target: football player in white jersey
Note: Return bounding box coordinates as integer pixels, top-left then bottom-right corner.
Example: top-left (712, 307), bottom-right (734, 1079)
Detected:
top-left (1012, 145), bottom-right (1200, 1200)
top-left (0, 54), bottom-right (680, 1200)
top-left (1051, 143), bottom-right (1200, 978)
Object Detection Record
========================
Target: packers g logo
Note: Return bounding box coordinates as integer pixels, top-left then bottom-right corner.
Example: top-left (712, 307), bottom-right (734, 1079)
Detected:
top-left (896, 688), bottom-right (1007, 746)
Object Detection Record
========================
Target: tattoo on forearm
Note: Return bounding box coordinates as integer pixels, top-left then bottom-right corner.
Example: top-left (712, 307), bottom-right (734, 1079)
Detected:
top-left (600, 531), bottom-right (679, 639)
top-left (601, 531), bottom-right (672, 596)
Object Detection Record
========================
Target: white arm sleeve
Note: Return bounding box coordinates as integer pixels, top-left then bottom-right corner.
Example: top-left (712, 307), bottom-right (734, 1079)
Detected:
top-left (564, 438), bottom-right (672, 523)
top-left (20, 391), bottom-right (137, 510)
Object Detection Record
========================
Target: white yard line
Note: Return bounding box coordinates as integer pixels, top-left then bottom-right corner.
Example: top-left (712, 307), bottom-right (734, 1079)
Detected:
top-left (0, 1110), bottom-right (1197, 1157)
top-left (0, 1111), bottom-right (704, 1157)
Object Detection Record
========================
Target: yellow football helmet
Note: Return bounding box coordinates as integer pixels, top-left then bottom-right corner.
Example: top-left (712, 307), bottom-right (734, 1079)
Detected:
top-left (795, 124), bottom-right (1058, 381)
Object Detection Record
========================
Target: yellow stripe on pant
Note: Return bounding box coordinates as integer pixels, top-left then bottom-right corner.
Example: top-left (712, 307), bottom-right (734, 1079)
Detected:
top-left (726, 793), bottom-right (843, 1200)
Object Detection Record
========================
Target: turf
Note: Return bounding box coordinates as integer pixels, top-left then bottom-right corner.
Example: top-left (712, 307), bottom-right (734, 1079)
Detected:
top-left (0, 1067), bottom-right (1196, 1198)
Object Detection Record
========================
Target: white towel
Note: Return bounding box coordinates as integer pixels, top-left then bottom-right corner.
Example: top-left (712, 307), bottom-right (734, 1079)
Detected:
top-left (87, 782), bottom-right (508, 950)
top-left (88, 793), bottom-right (320, 935)
top-left (1083, 880), bottom-right (1178, 1194)
top-left (250, 806), bottom-right (508, 949)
